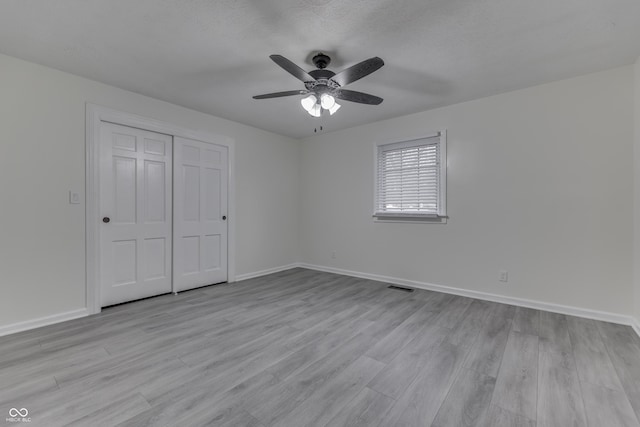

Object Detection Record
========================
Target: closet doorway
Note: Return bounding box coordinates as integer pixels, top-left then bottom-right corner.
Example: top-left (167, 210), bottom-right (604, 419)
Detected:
top-left (86, 105), bottom-right (235, 313)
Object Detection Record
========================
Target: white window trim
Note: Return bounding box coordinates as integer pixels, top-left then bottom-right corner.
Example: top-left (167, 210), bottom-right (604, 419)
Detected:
top-left (373, 130), bottom-right (447, 223)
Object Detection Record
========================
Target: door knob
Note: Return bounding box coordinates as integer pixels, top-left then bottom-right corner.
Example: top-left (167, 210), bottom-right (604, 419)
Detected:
top-left (103, 217), bottom-right (110, 223)
top-left (222, 215), bottom-right (227, 221)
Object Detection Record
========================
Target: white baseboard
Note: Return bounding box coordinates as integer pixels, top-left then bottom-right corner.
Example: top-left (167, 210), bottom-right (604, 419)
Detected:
top-left (4, 266), bottom-right (635, 339)
top-left (0, 308), bottom-right (89, 338)
top-left (0, 263), bottom-right (300, 338)
top-left (235, 263), bottom-right (302, 282)
top-left (299, 263), bottom-right (640, 334)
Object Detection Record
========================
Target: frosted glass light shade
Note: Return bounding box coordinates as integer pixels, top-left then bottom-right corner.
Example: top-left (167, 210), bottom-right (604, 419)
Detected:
top-left (301, 93), bottom-right (340, 117)
top-left (328, 102), bottom-right (341, 115)
top-left (320, 94), bottom-right (335, 109)
top-left (309, 104), bottom-right (322, 117)
top-left (300, 94), bottom-right (317, 111)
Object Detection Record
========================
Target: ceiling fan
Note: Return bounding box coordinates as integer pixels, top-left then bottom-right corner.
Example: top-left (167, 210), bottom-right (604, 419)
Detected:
top-left (253, 53), bottom-right (384, 117)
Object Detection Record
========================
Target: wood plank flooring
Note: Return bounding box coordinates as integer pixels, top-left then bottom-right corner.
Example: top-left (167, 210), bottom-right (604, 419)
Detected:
top-left (1, 268), bottom-right (640, 426)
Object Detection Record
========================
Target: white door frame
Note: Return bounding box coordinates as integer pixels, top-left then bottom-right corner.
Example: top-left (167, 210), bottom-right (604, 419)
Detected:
top-left (86, 103), bottom-right (236, 315)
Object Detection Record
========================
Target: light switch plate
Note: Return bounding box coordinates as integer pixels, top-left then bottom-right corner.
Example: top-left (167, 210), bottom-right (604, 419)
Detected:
top-left (69, 191), bottom-right (81, 204)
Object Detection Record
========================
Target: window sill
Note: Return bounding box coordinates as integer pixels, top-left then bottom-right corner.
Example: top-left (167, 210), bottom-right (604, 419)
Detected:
top-left (372, 214), bottom-right (447, 224)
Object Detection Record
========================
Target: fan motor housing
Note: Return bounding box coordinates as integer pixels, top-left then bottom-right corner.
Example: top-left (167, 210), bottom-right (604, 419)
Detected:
top-left (312, 53), bottom-right (331, 69)
top-left (308, 69), bottom-right (336, 80)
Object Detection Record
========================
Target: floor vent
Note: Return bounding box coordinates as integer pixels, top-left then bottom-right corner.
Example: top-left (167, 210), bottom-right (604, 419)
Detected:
top-left (387, 285), bottom-right (414, 292)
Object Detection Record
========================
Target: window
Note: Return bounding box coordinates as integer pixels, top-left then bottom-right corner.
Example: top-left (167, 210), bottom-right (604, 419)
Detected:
top-left (374, 131), bottom-right (446, 221)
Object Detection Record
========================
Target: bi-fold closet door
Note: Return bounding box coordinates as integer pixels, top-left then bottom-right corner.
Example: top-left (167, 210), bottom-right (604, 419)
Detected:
top-left (99, 122), bottom-right (228, 307)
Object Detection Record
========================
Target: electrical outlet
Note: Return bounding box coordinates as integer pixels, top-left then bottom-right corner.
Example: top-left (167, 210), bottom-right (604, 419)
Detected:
top-left (331, 251), bottom-right (336, 259)
top-left (499, 270), bottom-right (508, 283)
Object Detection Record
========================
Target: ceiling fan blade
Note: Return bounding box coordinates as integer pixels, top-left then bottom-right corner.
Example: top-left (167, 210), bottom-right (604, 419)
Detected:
top-left (253, 90), bottom-right (309, 99)
top-left (331, 57), bottom-right (384, 87)
top-left (270, 55), bottom-right (315, 83)
top-left (334, 89), bottom-right (383, 105)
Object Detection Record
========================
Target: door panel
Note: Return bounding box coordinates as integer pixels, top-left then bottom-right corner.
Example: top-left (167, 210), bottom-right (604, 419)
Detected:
top-left (113, 240), bottom-right (137, 285)
top-left (174, 137), bottom-right (228, 292)
top-left (183, 165), bottom-right (200, 221)
top-left (203, 235), bottom-right (221, 271)
top-left (113, 156), bottom-right (136, 223)
top-left (144, 237), bottom-right (167, 280)
top-left (182, 236), bottom-right (201, 274)
top-left (100, 122), bottom-right (172, 306)
top-left (204, 168), bottom-right (221, 220)
top-left (144, 160), bottom-right (166, 222)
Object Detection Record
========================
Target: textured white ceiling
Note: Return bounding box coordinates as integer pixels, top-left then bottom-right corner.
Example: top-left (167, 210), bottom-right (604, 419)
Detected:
top-left (1, 0), bottom-right (639, 138)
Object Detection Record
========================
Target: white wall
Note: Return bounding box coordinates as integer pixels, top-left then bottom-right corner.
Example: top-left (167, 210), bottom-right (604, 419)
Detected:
top-left (634, 57), bottom-right (640, 326)
top-left (0, 53), bottom-right (299, 328)
top-left (300, 66), bottom-right (634, 316)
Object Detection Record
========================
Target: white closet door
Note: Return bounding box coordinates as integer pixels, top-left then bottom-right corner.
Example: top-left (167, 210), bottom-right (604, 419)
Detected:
top-left (173, 137), bottom-right (228, 292)
top-left (99, 122), bottom-right (173, 306)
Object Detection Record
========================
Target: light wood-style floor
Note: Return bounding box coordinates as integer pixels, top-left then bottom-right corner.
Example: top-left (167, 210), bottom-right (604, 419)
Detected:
top-left (2, 268), bottom-right (640, 426)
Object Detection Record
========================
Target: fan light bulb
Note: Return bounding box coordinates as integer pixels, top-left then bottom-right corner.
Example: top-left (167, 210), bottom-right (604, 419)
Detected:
top-left (328, 102), bottom-right (341, 115)
top-left (300, 94), bottom-right (317, 112)
top-left (320, 94), bottom-right (335, 110)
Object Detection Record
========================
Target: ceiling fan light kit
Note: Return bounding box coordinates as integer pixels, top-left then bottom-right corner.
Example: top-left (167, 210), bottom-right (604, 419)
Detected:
top-left (300, 93), bottom-right (341, 116)
top-left (253, 52), bottom-right (384, 118)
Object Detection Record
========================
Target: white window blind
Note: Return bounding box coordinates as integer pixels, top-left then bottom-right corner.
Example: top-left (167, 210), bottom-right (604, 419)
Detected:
top-left (375, 133), bottom-right (446, 218)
